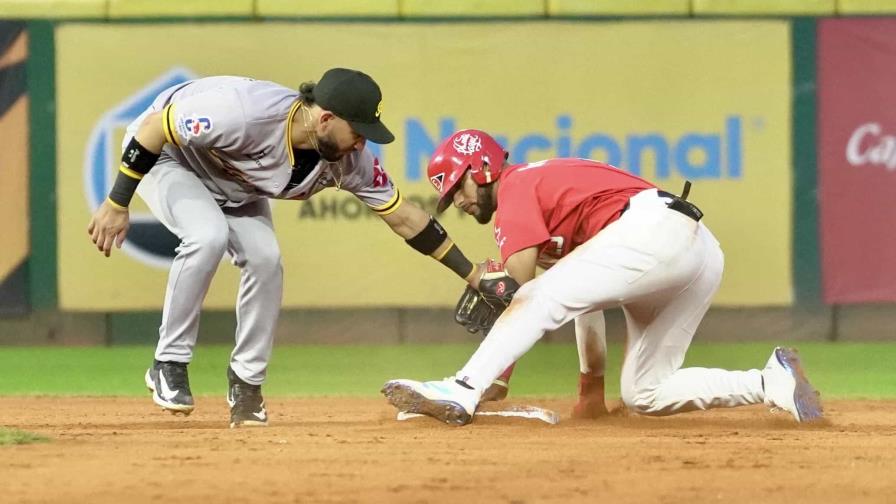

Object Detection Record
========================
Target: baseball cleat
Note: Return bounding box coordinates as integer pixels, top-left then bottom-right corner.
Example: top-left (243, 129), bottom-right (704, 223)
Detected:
top-left (381, 379), bottom-right (479, 426)
top-left (145, 361), bottom-right (194, 415)
top-left (761, 347), bottom-right (823, 422)
top-left (227, 366), bottom-right (268, 428)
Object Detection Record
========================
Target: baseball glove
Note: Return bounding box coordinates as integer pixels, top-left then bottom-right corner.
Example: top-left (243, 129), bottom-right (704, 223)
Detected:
top-left (454, 260), bottom-right (520, 335)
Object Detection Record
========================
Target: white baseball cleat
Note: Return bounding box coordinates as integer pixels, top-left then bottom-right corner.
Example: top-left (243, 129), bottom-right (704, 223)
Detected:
top-left (381, 378), bottom-right (480, 426)
top-left (761, 347), bottom-right (823, 422)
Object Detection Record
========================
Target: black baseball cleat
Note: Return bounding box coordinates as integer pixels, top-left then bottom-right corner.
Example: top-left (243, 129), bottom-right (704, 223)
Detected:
top-left (227, 366), bottom-right (268, 428)
top-left (145, 360), bottom-right (194, 416)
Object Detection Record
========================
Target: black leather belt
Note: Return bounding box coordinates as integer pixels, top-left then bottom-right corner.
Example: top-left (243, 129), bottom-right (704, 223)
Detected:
top-left (622, 182), bottom-right (704, 222)
top-left (656, 190), bottom-right (704, 222)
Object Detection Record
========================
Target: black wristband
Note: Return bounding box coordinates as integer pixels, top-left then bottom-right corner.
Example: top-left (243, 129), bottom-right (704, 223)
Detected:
top-left (439, 244), bottom-right (474, 280)
top-left (121, 137), bottom-right (160, 175)
top-left (405, 217), bottom-right (448, 255)
top-left (108, 169), bottom-right (141, 208)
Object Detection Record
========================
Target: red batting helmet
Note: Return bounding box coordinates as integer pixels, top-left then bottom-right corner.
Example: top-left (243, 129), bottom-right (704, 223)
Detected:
top-left (427, 129), bottom-right (508, 213)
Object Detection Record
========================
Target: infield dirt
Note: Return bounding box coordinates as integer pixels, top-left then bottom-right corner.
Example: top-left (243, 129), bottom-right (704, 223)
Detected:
top-left (0, 397), bottom-right (893, 503)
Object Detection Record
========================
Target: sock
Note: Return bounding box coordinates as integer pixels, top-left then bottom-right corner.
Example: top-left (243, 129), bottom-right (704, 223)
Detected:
top-left (578, 372), bottom-right (605, 402)
top-left (495, 362), bottom-right (516, 386)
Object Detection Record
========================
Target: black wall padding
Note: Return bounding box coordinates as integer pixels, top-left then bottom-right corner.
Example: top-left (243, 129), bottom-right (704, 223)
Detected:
top-left (0, 21), bottom-right (24, 54)
top-left (0, 62), bottom-right (25, 117)
top-left (0, 261), bottom-right (28, 316)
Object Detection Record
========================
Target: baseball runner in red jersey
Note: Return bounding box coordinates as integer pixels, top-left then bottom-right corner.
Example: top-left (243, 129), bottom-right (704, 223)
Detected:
top-left (383, 129), bottom-right (824, 426)
top-left (88, 71), bottom-right (509, 428)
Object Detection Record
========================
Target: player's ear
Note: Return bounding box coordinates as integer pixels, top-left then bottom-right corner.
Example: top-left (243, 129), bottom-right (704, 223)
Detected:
top-left (318, 110), bottom-right (335, 125)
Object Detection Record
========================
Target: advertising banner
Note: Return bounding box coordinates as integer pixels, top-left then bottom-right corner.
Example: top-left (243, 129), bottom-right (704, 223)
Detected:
top-left (818, 19), bottom-right (896, 304)
top-left (57, 21), bottom-right (792, 309)
top-left (0, 22), bottom-right (29, 314)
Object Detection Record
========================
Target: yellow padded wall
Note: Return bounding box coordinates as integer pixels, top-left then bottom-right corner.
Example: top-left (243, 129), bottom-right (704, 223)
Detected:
top-left (549, 0), bottom-right (690, 16)
top-left (257, 0), bottom-right (400, 17)
top-left (0, 0), bottom-right (107, 18)
top-left (107, 0), bottom-right (253, 18)
top-left (693, 0), bottom-right (836, 15)
top-left (400, 0), bottom-right (545, 17)
top-left (837, 0), bottom-right (896, 14)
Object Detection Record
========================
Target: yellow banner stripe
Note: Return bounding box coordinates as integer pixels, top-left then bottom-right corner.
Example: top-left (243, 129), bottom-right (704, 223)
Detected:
top-left (162, 104), bottom-right (180, 146)
top-left (371, 189), bottom-right (403, 215)
top-left (119, 165), bottom-right (144, 180)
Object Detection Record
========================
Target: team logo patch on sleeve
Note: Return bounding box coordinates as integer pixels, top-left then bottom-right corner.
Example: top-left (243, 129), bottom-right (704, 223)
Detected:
top-left (430, 173), bottom-right (444, 192)
top-left (372, 157), bottom-right (389, 188)
top-left (179, 114), bottom-right (213, 137)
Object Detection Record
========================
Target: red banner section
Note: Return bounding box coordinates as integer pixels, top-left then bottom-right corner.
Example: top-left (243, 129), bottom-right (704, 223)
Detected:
top-left (818, 19), bottom-right (896, 304)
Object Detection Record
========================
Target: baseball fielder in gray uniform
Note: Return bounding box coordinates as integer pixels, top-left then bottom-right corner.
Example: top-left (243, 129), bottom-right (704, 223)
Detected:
top-left (88, 68), bottom-right (503, 428)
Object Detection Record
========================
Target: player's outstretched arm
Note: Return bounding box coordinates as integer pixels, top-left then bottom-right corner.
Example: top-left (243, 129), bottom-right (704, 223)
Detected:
top-left (87, 111), bottom-right (167, 257)
top-left (379, 200), bottom-right (481, 285)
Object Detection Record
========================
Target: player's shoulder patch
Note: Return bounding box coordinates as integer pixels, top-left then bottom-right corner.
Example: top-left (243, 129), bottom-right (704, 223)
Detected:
top-left (177, 113), bottom-right (213, 138)
top-left (371, 157), bottom-right (390, 188)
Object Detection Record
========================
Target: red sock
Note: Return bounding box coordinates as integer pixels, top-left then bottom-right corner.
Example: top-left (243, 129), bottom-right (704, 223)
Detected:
top-left (496, 362), bottom-right (516, 386)
top-left (578, 372), bottom-right (605, 403)
top-left (572, 372), bottom-right (608, 418)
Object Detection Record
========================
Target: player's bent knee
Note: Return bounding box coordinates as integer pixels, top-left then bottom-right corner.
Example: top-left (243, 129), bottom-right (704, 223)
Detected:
top-left (181, 230), bottom-right (229, 262)
top-left (243, 248), bottom-right (282, 276)
top-left (255, 255), bottom-right (284, 280)
top-left (621, 386), bottom-right (663, 416)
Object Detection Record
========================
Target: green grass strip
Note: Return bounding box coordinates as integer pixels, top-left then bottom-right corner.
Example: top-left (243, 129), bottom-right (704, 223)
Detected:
top-left (0, 342), bottom-right (893, 399)
top-left (0, 427), bottom-right (48, 446)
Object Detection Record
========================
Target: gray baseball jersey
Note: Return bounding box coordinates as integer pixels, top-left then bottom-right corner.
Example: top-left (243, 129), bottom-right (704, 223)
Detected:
top-left (151, 76), bottom-right (401, 214)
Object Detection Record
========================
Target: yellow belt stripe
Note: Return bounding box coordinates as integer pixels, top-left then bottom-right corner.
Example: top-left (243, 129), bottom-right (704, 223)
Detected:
top-left (119, 165), bottom-right (144, 180)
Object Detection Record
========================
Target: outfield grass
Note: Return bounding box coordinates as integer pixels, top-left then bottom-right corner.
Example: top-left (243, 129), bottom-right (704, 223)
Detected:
top-left (0, 428), bottom-right (48, 446)
top-left (0, 342), bottom-right (893, 399)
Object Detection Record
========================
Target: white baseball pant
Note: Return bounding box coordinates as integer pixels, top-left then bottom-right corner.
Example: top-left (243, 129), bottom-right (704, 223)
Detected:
top-left (458, 189), bottom-right (764, 414)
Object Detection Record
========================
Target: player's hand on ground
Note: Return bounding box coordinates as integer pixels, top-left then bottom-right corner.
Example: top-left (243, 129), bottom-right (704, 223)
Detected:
top-left (87, 200), bottom-right (130, 257)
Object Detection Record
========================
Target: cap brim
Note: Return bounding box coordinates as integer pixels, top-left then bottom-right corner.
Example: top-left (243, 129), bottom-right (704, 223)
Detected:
top-left (435, 183), bottom-right (461, 214)
top-left (349, 120), bottom-right (395, 144)
top-left (436, 195), bottom-right (451, 214)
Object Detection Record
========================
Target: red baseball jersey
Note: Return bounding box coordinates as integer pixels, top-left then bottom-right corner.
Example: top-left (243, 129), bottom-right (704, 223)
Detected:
top-left (494, 158), bottom-right (655, 268)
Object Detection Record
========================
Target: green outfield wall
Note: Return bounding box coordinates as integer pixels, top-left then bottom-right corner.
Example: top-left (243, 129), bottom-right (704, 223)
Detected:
top-left (2, 5), bottom-right (895, 343)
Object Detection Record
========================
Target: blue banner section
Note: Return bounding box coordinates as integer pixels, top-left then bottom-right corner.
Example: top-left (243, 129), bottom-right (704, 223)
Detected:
top-left (402, 115), bottom-right (743, 181)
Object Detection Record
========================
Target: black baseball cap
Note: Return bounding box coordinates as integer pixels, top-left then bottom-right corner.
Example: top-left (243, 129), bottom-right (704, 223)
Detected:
top-left (312, 68), bottom-right (394, 144)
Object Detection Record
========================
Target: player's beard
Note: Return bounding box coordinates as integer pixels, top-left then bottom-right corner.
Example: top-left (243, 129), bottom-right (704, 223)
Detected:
top-left (316, 135), bottom-right (347, 162)
top-left (474, 184), bottom-right (496, 224)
